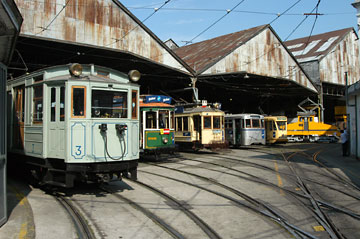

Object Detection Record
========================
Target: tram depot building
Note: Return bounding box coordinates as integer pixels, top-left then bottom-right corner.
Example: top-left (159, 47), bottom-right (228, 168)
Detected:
top-left (0, 0), bottom-right (360, 231)
top-left (6, 1), bottom-right (360, 146)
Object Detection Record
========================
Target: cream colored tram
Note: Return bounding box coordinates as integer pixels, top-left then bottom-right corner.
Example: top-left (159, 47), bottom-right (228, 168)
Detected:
top-left (175, 104), bottom-right (226, 150)
top-left (264, 116), bottom-right (288, 144)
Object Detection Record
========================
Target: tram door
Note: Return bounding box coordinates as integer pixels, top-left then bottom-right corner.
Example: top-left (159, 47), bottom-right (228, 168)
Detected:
top-left (48, 86), bottom-right (66, 158)
top-left (193, 115), bottom-right (201, 142)
top-left (235, 119), bottom-right (241, 145)
top-left (13, 85), bottom-right (25, 149)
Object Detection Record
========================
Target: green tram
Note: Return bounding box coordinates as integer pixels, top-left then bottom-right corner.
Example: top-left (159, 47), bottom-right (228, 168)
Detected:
top-left (140, 95), bottom-right (176, 156)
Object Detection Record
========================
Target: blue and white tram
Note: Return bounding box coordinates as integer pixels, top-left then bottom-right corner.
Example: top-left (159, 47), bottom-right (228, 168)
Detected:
top-left (7, 64), bottom-right (140, 187)
top-left (225, 114), bottom-right (265, 146)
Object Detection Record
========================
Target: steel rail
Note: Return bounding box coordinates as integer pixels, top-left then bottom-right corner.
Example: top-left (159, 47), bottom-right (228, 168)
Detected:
top-left (125, 178), bottom-right (222, 239)
top-left (100, 186), bottom-right (185, 239)
top-left (213, 154), bottom-right (360, 201)
top-left (140, 166), bottom-right (315, 239)
top-left (179, 157), bottom-right (360, 220)
top-left (280, 151), bottom-right (345, 239)
top-left (53, 193), bottom-right (96, 239)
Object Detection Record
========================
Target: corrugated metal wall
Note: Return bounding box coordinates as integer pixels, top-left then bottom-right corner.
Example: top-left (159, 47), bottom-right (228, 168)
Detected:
top-left (14, 0), bottom-right (190, 74)
top-left (202, 28), bottom-right (317, 92)
top-left (0, 63), bottom-right (7, 227)
top-left (320, 32), bottom-right (360, 85)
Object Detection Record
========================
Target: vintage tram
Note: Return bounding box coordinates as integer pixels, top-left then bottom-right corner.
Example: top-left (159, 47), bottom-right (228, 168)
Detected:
top-left (140, 95), bottom-right (176, 156)
top-left (225, 114), bottom-right (265, 146)
top-left (7, 64), bottom-right (140, 187)
top-left (174, 102), bottom-right (226, 150)
top-left (264, 116), bottom-right (288, 144)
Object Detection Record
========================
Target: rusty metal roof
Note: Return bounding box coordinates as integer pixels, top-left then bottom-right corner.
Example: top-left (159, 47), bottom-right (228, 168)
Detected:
top-left (284, 28), bottom-right (355, 63)
top-left (174, 25), bottom-right (268, 74)
top-left (0, 0), bottom-right (22, 65)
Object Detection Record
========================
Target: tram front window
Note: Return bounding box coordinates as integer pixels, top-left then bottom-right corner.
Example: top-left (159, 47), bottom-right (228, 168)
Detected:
top-left (277, 121), bottom-right (286, 130)
top-left (252, 119), bottom-right (260, 128)
top-left (91, 90), bottom-right (128, 118)
top-left (159, 110), bottom-right (168, 129)
top-left (146, 112), bottom-right (157, 129)
top-left (213, 116), bottom-right (221, 129)
top-left (204, 116), bottom-right (211, 129)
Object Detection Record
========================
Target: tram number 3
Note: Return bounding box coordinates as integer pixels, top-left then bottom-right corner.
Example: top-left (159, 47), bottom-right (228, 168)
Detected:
top-left (75, 145), bottom-right (82, 156)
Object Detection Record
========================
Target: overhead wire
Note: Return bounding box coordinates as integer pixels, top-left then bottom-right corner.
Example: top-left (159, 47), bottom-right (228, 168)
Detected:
top-left (183, 0), bottom-right (248, 46)
top-left (11, 0), bottom-right (327, 90)
top-left (300, 0), bottom-right (322, 55)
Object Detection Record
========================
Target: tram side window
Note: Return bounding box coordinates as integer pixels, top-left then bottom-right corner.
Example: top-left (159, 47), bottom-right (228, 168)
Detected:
top-left (132, 90), bottom-right (138, 119)
top-left (146, 112), bottom-right (157, 129)
top-left (50, 87), bottom-right (56, 122)
top-left (213, 116), bottom-right (221, 129)
top-left (91, 90), bottom-right (128, 118)
top-left (170, 111), bottom-right (175, 129)
top-left (204, 116), bottom-right (211, 129)
top-left (252, 119), bottom-right (260, 128)
top-left (33, 85), bottom-right (43, 123)
top-left (183, 116), bottom-right (189, 131)
top-left (245, 119), bottom-right (251, 128)
top-left (72, 87), bottom-right (86, 118)
top-left (261, 119), bottom-right (264, 128)
top-left (225, 120), bottom-right (232, 129)
top-left (176, 117), bottom-right (182, 131)
top-left (60, 86), bottom-right (65, 121)
top-left (272, 121), bottom-right (276, 130)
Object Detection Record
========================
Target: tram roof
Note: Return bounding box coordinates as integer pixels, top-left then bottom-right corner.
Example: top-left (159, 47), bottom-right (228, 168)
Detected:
top-left (181, 106), bottom-right (223, 114)
top-left (225, 113), bottom-right (264, 119)
top-left (9, 64), bottom-right (136, 86)
top-left (140, 102), bottom-right (174, 108)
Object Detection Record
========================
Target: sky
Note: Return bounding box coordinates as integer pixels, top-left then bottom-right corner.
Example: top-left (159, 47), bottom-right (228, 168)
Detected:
top-left (120, 0), bottom-right (358, 46)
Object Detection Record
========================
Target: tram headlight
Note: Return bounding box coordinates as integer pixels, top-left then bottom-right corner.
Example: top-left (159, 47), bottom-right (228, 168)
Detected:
top-left (128, 70), bottom-right (141, 82)
top-left (69, 63), bottom-right (83, 77)
top-left (162, 137), bottom-right (168, 144)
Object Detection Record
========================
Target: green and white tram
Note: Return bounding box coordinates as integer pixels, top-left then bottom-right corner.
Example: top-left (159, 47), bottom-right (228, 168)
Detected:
top-left (140, 95), bottom-right (176, 156)
top-left (7, 64), bottom-right (140, 187)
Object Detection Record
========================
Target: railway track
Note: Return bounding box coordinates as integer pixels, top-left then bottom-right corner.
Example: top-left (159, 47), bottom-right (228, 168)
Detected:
top-left (52, 192), bottom-right (96, 239)
top-left (100, 185), bottom-right (186, 239)
top-left (140, 162), bottom-right (317, 239)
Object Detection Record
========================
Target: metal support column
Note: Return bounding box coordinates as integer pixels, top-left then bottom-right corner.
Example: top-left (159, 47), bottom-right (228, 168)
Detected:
top-left (0, 64), bottom-right (7, 226)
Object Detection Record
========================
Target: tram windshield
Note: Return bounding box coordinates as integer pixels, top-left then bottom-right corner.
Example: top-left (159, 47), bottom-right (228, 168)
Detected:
top-left (91, 90), bottom-right (127, 118)
top-left (276, 121), bottom-right (287, 130)
top-left (159, 110), bottom-right (171, 129)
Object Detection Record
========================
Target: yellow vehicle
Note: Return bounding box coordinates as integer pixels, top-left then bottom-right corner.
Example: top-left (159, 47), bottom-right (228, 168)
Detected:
top-left (264, 116), bottom-right (287, 144)
top-left (175, 103), bottom-right (226, 150)
top-left (334, 106), bottom-right (347, 130)
top-left (287, 113), bottom-right (339, 142)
